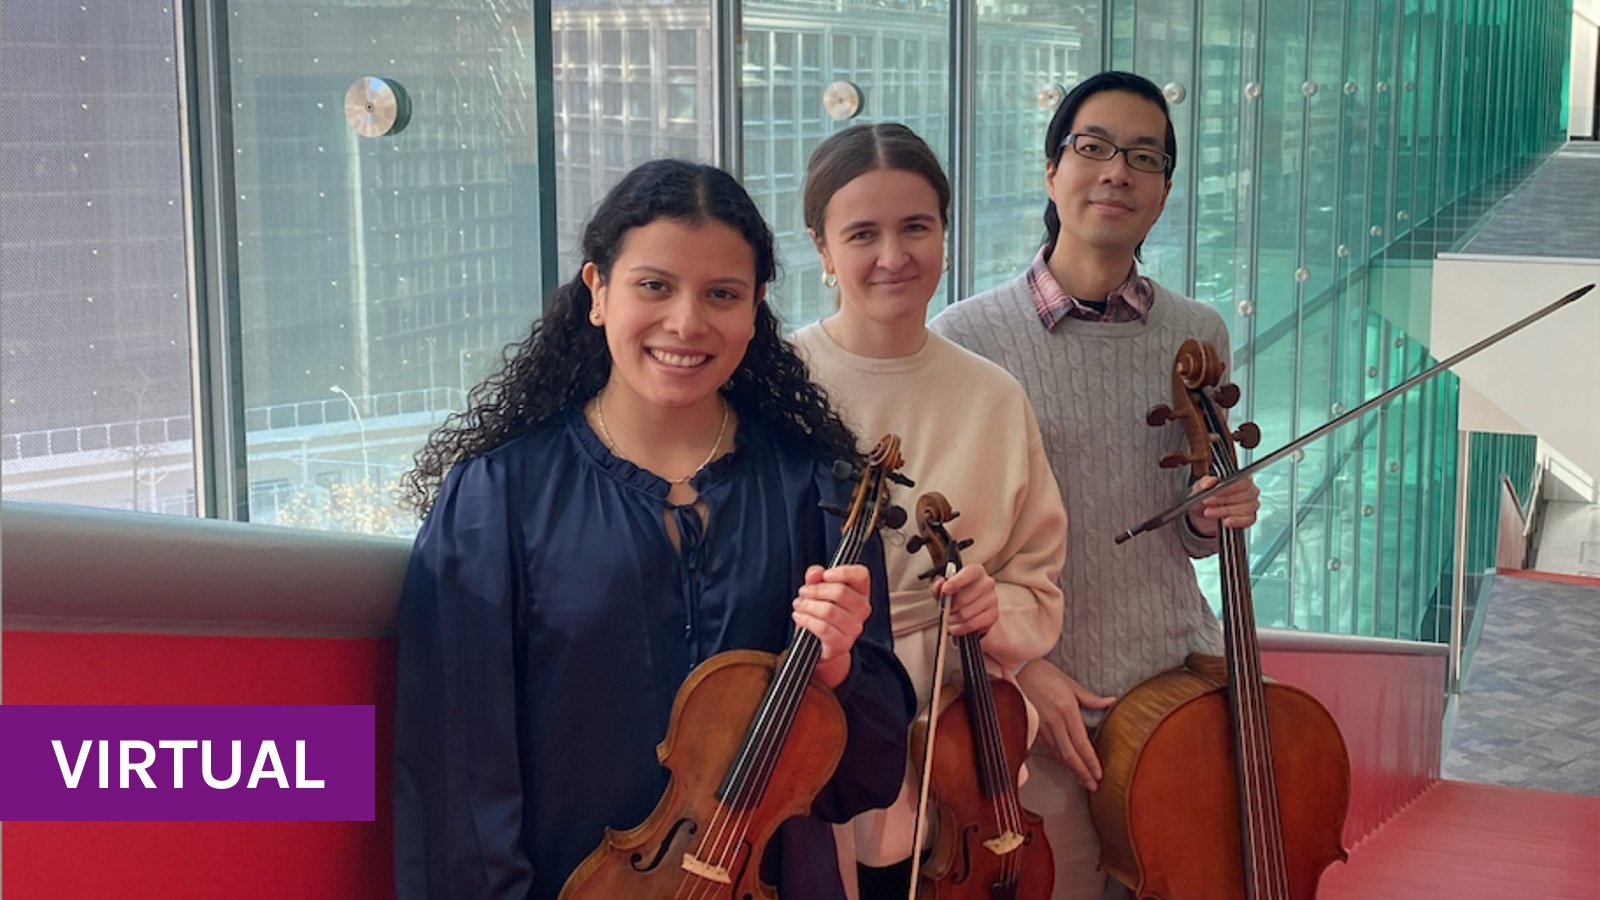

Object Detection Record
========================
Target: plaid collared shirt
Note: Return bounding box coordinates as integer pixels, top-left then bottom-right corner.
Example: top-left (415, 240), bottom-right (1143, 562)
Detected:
top-left (1025, 247), bottom-right (1155, 330)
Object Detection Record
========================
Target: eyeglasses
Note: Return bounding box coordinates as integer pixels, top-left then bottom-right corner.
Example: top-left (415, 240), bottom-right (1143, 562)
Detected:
top-left (1059, 133), bottom-right (1173, 175)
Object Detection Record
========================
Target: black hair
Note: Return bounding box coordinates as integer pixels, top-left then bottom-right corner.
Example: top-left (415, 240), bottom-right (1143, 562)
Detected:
top-left (1042, 71), bottom-right (1177, 259)
top-left (403, 158), bottom-right (862, 515)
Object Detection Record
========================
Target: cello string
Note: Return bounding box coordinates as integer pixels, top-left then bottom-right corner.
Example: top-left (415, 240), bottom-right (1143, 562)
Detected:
top-left (1206, 395), bottom-right (1291, 900)
top-left (1208, 422), bottom-right (1268, 899)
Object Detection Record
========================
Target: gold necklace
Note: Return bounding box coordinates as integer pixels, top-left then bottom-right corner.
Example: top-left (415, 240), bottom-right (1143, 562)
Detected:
top-left (592, 391), bottom-right (731, 485)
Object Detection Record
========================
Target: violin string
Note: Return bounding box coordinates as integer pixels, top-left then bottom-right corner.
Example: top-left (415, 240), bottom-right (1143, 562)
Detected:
top-left (968, 638), bottom-right (1022, 884)
top-left (959, 624), bottom-right (1024, 885)
top-left (674, 462), bottom-right (889, 897)
top-left (693, 509), bottom-right (875, 893)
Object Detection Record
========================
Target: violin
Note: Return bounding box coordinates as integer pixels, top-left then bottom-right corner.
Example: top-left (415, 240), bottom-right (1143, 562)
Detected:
top-left (903, 492), bottom-right (1053, 900)
top-left (1090, 340), bottom-right (1350, 900)
top-left (559, 435), bottom-right (910, 900)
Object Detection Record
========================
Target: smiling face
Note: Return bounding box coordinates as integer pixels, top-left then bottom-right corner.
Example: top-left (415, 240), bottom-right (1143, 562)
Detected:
top-left (1046, 89), bottom-right (1173, 260)
top-left (812, 167), bottom-right (946, 328)
top-left (584, 217), bottom-right (760, 415)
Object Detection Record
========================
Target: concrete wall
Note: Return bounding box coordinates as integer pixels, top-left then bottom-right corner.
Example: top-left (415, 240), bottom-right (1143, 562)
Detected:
top-left (1432, 255), bottom-right (1600, 482)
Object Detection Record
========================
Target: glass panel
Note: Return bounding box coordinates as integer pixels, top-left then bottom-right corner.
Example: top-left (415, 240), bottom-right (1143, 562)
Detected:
top-left (1, 0), bottom-right (197, 515)
top-left (227, 2), bottom-right (552, 534)
top-left (740, 0), bottom-right (951, 326)
top-left (970, 3), bottom-right (1100, 294)
top-left (1130, 0), bottom-right (1195, 291)
top-left (554, 2), bottom-right (716, 276)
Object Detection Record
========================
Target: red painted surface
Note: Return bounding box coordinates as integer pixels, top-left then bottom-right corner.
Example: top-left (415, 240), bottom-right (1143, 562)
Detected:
top-left (1262, 649), bottom-right (1445, 848)
top-left (1320, 780), bottom-right (1600, 899)
top-left (1, 630), bottom-right (396, 900)
top-left (1498, 567), bottom-right (1600, 588)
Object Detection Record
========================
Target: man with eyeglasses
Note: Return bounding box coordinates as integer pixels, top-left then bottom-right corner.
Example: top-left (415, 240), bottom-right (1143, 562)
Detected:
top-left (932, 71), bottom-right (1261, 899)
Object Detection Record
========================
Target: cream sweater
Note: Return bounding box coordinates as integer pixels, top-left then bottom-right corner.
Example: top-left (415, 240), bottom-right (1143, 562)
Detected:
top-left (793, 322), bottom-right (1067, 868)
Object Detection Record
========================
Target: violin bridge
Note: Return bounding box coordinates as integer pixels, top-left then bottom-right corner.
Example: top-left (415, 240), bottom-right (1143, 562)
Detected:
top-left (680, 852), bottom-right (732, 885)
top-left (982, 831), bottom-right (1025, 856)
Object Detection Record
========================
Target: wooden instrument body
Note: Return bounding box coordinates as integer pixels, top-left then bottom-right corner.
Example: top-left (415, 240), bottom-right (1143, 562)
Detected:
top-left (559, 649), bottom-right (845, 900)
top-left (1090, 654), bottom-right (1350, 900)
top-left (909, 675), bottom-right (1054, 900)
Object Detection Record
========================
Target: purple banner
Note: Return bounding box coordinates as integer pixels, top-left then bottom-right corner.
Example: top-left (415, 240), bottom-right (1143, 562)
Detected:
top-left (0, 705), bottom-right (374, 821)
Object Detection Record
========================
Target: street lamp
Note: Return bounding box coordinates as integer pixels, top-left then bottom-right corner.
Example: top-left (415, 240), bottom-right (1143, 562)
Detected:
top-left (329, 384), bottom-right (371, 484)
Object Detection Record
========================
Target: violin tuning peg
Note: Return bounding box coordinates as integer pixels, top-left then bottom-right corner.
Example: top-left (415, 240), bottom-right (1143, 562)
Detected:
top-left (906, 536), bottom-right (925, 554)
top-left (945, 510), bottom-right (962, 521)
top-left (1158, 451), bottom-right (1201, 469)
top-left (917, 567), bottom-right (939, 582)
top-left (1146, 404), bottom-right (1175, 427)
top-left (818, 503), bottom-right (849, 518)
top-left (888, 472), bottom-right (916, 487)
top-left (957, 538), bottom-right (975, 551)
top-left (831, 460), bottom-right (857, 481)
top-left (880, 505), bottom-right (908, 530)
top-left (1213, 383), bottom-right (1241, 408)
top-left (1232, 422), bottom-right (1262, 449)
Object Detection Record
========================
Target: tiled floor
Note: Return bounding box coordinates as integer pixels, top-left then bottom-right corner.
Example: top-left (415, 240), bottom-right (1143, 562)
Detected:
top-left (1443, 571), bottom-right (1600, 796)
top-left (1461, 142), bottom-right (1600, 260)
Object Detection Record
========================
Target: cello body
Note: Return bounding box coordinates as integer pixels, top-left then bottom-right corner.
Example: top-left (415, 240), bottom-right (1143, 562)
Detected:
top-left (1092, 654), bottom-right (1349, 900)
top-left (1090, 340), bottom-right (1350, 900)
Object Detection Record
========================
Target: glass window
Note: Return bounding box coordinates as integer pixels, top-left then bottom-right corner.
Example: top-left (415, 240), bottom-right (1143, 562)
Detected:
top-left (743, 3), bottom-right (952, 326)
top-left (1, 0), bottom-right (197, 515)
top-left (223, 2), bottom-right (549, 533)
top-left (971, 3), bottom-right (1100, 295)
top-left (553, 2), bottom-right (715, 278)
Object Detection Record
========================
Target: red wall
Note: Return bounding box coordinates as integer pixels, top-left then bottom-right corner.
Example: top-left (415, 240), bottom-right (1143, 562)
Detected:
top-left (2, 630), bottom-right (1445, 897)
top-left (1263, 648), bottom-right (1446, 848)
top-left (2, 630), bottom-right (396, 900)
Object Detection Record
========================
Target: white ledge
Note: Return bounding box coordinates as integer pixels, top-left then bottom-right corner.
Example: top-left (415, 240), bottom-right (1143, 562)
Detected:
top-left (1, 501), bottom-right (410, 638)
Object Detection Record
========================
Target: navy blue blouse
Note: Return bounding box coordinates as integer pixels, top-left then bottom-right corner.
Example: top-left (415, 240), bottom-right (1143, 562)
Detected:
top-left (394, 406), bottom-right (915, 900)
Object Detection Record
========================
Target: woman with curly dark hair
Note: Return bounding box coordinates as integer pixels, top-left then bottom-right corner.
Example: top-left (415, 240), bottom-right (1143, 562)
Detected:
top-left (393, 158), bottom-right (915, 900)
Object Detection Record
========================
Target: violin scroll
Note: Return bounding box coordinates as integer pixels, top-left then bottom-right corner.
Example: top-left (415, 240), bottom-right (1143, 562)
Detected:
top-left (836, 435), bottom-right (912, 537)
top-left (906, 492), bottom-right (974, 582)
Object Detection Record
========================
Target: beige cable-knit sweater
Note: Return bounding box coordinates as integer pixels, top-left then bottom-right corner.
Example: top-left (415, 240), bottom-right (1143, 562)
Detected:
top-left (930, 273), bottom-right (1227, 705)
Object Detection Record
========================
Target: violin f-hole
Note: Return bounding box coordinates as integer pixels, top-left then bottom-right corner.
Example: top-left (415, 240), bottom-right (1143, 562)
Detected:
top-left (629, 817), bottom-right (697, 873)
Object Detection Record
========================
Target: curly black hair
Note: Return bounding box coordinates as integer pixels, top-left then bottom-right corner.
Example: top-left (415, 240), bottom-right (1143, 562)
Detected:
top-left (402, 158), bottom-right (862, 516)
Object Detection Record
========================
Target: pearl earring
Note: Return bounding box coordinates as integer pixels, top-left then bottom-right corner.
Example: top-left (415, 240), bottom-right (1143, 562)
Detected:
top-left (822, 271), bottom-right (837, 289)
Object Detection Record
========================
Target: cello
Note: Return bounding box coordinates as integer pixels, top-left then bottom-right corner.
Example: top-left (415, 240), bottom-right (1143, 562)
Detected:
top-left (904, 492), bottom-right (1053, 900)
top-left (560, 434), bottom-right (910, 900)
top-left (1089, 340), bottom-right (1350, 900)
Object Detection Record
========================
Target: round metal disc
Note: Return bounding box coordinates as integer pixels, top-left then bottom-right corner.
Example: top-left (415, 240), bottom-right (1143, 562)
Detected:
top-left (821, 81), bottom-right (863, 121)
top-left (345, 76), bottom-right (411, 138)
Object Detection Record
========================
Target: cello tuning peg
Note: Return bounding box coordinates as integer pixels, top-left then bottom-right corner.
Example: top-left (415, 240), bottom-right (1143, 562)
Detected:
top-left (1146, 404), bottom-right (1176, 427)
top-left (1213, 383), bottom-right (1241, 408)
top-left (1232, 422), bottom-right (1262, 449)
top-left (1159, 451), bottom-right (1202, 470)
top-left (888, 472), bottom-right (916, 487)
top-left (880, 505), bottom-right (908, 530)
